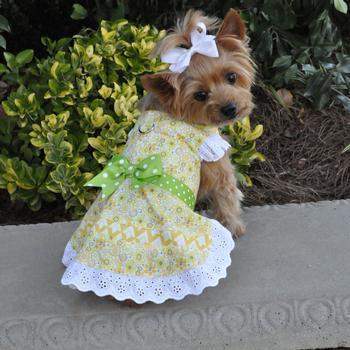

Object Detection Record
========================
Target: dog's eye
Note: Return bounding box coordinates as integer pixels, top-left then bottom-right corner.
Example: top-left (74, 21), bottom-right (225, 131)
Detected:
top-left (226, 72), bottom-right (237, 84)
top-left (194, 91), bottom-right (208, 102)
top-left (177, 43), bottom-right (189, 49)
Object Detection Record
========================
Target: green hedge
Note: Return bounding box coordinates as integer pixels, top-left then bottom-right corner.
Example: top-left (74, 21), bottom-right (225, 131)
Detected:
top-left (0, 19), bottom-right (167, 216)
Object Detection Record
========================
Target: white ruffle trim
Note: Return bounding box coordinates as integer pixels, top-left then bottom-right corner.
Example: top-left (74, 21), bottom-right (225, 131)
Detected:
top-left (199, 134), bottom-right (231, 162)
top-left (61, 219), bottom-right (235, 304)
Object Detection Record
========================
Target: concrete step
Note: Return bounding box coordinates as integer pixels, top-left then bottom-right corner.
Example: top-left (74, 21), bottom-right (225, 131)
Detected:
top-left (0, 200), bottom-right (349, 350)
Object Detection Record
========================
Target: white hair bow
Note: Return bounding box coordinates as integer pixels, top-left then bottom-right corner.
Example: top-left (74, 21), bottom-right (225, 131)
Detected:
top-left (161, 22), bottom-right (219, 73)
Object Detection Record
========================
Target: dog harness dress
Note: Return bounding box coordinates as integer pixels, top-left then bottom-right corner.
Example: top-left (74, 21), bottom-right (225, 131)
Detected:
top-left (61, 110), bottom-right (235, 303)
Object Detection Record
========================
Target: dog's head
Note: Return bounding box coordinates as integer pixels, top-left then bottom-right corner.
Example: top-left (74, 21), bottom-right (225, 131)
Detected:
top-left (141, 9), bottom-right (255, 126)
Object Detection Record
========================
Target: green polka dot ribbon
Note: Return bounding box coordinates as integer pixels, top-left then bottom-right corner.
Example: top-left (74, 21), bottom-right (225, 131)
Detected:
top-left (84, 154), bottom-right (196, 209)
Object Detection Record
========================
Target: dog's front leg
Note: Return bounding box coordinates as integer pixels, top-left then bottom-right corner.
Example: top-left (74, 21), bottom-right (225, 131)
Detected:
top-left (198, 155), bottom-right (245, 237)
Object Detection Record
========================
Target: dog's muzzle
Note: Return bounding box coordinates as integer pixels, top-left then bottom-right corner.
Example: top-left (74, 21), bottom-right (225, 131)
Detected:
top-left (220, 102), bottom-right (237, 120)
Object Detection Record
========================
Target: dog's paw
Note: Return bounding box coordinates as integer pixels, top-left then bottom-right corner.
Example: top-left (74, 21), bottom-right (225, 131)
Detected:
top-left (225, 220), bottom-right (246, 238)
top-left (123, 299), bottom-right (143, 308)
top-left (234, 222), bottom-right (246, 237)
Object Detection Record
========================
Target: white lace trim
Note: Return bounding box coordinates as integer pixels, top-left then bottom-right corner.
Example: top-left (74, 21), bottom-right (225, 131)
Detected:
top-left (61, 219), bottom-right (235, 304)
top-left (199, 134), bottom-right (231, 162)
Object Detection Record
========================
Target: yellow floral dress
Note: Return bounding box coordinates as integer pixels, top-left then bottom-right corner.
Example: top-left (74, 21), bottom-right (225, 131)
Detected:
top-left (61, 110), bottom-right (235, 303)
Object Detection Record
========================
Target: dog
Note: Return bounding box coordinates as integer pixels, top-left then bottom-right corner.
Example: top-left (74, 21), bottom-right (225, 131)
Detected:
top-left (141, 8), bottom-right (255, 237)
top-left (61, 8), bottom-right (255, 306)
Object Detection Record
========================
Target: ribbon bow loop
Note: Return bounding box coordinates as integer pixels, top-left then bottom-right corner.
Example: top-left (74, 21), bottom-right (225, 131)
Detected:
top-left (161, 21), bottom-right (219, 73)
top-left (84, 154), bottom-right (163, 198)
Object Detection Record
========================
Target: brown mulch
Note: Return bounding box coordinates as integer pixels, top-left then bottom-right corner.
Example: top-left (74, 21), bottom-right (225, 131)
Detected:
top-left (243, 91), bottom-right (350, 206)
top-left (1, 91), bottom-right (350, 224)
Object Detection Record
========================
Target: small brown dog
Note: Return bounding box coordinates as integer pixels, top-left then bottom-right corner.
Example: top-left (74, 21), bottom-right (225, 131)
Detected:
top-left (141, 9), bottom-right (255, 237)
top-left (61, 8), bottom-right (255, 305)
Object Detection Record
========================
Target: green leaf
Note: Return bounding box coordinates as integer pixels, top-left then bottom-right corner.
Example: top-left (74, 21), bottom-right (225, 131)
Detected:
top-left (334, 0), bottom-right (348, 13)
top-left (273, 55), bottom-right (292, 70)
top-left (0, 35), bottom-right (6, 49)
top-left (342, 144), bottom-right (350, 153)
top-left (0, 15), bottom-right (10, 32)
top-left (302, 64), bottom-right (317, 76)
top-left (3, 52), bottom-right (15, 70)
top-left (110, 1), bottom-right (126, 20)
top-left (337, 95), bottom-right (350, 112)
top-left (304, 72), bottom-right (332, 104)
top-left (34, 166), bottom-right (48, 184)
top-left (0, 63), bottom-right (7, 74)
top-left (2, 102), bottom-right (15, 116)
top-left (263, 1), bottom-right (296, 30)
top-left (284, 64), bottom-right (300, 83)
top-left (336, 57), bottom-right (350, 73)
top-left (56, 37), bottom-right (71, 50)
top-left (255, 29), bottom-right (273, 59)
top-left (246, 125), bottom-right (264, 141)
top-left (15, 49), bottom-right (34, 66)
top-left (71, 4), bottom-right (88, 20)
top-left (88, 137), bottom-right (106, 153)
top-left (44, 131), bottom-right (73, 164)
top-left (7, 182), bottom-right (17, 194)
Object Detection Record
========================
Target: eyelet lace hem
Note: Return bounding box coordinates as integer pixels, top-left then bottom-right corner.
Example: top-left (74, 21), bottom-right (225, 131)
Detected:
top-left (199, 134), bottom-right (231, 162)
top-left (61, 219), bottom-right (235, 304)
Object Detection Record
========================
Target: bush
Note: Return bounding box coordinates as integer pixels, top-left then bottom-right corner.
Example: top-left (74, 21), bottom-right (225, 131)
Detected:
top-left (0, 19), bottom-right (166, 217)
top-left (0, 15), bottom-right (10, 51)
top-left (0, 0), bottom-right (96, 58)
top-left (242, 0), bottom-right (350, 111)
top-left (222, 116), bottom-right (265, 187)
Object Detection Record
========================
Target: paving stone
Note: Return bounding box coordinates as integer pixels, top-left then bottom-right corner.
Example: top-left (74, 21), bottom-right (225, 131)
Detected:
top-left (0, 200), bottom-right (349, 350)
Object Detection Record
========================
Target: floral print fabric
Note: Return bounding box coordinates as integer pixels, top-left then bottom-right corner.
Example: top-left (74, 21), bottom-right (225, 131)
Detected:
top-left (63, 111), bottom-right (224, 278)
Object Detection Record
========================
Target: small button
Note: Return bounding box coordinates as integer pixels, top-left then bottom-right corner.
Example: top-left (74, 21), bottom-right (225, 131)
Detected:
top-left (138, 122), bottom-right (155, 134)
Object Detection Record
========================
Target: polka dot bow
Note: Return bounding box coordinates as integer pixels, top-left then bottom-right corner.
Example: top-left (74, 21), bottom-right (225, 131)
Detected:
top-left (85, 154), bottom-right (163, 198)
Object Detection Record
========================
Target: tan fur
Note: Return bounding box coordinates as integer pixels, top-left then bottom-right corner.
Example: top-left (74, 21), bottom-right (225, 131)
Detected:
top-left (198, 155), bottom-right (245, 237)
top-left (141, 9), bottom-right (255, 237)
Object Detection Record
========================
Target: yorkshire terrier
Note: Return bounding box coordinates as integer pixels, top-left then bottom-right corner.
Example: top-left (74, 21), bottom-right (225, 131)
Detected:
top-left (63, 8), bottom-right (255, 306)
top-left (141, 8), bottom-right (255, 237)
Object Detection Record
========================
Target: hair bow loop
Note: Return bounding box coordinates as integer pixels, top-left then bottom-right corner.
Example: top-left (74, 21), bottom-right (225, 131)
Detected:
top-left (161, 22), bottom-right (219, 73)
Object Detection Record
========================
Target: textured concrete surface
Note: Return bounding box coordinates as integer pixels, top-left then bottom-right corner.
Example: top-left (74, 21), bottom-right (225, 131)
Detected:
top-left (0, 200), bottom-right (349, 350)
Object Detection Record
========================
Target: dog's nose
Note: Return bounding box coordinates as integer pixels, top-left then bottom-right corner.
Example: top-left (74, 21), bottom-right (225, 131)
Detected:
top-left (220, 103), bottom-right (237, 119)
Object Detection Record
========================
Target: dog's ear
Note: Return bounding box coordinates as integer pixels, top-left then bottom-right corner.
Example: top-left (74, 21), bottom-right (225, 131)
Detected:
top-left (141, 72), bottom-right (179, 104)
top-left (217, 9), bottom-right (246, 41)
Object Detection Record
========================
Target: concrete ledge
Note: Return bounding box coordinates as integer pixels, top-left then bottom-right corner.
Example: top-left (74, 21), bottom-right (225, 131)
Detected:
top-left (0, 200), bottom-right (349, 349)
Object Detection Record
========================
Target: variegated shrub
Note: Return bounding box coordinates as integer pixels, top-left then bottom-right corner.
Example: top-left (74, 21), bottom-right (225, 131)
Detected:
top-left (222, 116), bottom-right (265, 187)
top-left (0, 19), bottom-right (166, 216)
